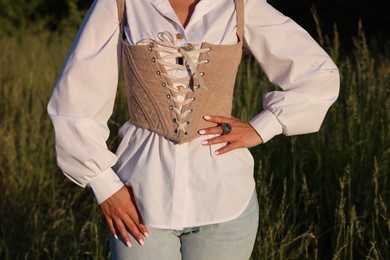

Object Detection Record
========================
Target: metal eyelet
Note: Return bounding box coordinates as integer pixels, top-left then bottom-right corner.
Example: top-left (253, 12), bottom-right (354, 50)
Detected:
top-left (169, 105), bottom-right (173, 110)
top-left (166, 94), bottom-right (171, 99)
top-left (172, 118), bottom-right (177, 123)
top-left (205, 59), bottom-right (209, 64)
top-left (148, 45), bottom-right (153, 51)
top-left (189, 109), bottom-right (193, 113)
top-left (151, 57), bottom-right (156, 62)
top-left (156, 71), bottom-right (161, 75)
top-left (207, 47), bottom-right (211, 52)
top-left (184, 132), bottom-right (188, 135)
top-left (162, 82), bottom-right (167, 87)
top-left (186, 120), bottom-right (190, 125)
top-left (200, 72), bottom-right (205, 76)
top-left (192, 97), bottom-right (196, 101)
top-left (174, 129), bottom-right (178, 133)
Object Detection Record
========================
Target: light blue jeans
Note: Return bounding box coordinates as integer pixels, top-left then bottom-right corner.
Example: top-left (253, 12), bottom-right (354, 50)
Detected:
top-left (110, 191), bottom-right (259, 260)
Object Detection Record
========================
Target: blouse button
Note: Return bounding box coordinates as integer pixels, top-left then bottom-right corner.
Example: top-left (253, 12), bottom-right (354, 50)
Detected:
top-left (176, 33), bottom-right (184, 40)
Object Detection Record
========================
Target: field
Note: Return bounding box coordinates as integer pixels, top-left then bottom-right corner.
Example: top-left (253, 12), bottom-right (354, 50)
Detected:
top-left (0, 23), bottom-right (389, 259)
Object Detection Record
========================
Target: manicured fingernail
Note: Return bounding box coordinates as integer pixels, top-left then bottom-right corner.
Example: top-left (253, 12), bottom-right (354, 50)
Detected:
top-left (139, 239), bottom-right (145, 246)
top-left (198, 130), bottom-right (206, 134)
top-left (214, 151), bottom-right (220, 156)
top-left (114, 234), bottom-right (119, 240)
top-left (204, 115), bottom-right (211, 120)
top-left (126, 241), bottom-right (132, 248)
top-left (201, 140), bottom-right (208, 145)
top-left (144, 232), bottom-right (150, 238)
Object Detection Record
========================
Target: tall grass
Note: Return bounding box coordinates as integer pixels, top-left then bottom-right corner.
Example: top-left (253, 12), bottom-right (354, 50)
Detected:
top-left (0, 21), bottom-right (389, 259)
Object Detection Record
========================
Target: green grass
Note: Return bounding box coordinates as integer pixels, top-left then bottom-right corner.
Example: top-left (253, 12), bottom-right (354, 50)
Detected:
top-left (0, 23), bottom-right (389, 259)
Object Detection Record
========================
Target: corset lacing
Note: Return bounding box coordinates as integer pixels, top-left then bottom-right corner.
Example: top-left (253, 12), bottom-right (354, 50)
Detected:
top-left (137, 32), bottom-right (210, 135)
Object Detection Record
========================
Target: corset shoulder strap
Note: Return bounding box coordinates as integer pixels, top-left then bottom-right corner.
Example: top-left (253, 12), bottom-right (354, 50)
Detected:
top-left (234, 0), bottom-right (245, 41)
top-left (117, 0), bottom-right (125, 28)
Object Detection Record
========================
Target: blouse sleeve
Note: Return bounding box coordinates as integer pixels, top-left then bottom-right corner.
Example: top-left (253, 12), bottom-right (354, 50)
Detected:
top-left (244, 0), bottom-right (340, 143)
top-left (47, 0), bottom-right (124, 204)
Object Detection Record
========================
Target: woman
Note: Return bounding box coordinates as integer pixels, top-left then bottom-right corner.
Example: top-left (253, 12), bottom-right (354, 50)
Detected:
top-left (48, 0), bottom-right (339, 259)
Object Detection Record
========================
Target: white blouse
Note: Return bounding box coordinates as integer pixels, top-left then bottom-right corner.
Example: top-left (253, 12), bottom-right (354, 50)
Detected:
top-left (48, 0), bottom-right (339, 230)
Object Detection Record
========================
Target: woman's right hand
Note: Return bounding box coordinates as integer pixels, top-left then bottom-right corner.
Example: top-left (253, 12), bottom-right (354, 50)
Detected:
top-left (100, 186), bottom-right (149, 247)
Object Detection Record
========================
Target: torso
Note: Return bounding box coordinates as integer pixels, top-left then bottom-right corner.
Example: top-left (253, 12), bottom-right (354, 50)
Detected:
top-left (114, 0), bottom-right (254, 230)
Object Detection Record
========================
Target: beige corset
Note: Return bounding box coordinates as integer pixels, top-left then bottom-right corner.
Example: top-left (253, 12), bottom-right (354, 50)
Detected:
top-left (117, 0), bottom-right (244, 144)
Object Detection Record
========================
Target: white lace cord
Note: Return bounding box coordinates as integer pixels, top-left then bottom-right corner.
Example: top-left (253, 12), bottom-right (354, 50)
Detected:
top-left (137, 31), bottom-right (210, 135)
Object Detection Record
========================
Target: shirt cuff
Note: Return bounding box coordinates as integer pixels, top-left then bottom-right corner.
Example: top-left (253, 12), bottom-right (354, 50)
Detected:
top-left (249, 110), bottom-right (283, 143)
top-left (88, 168), bottom-right (124, 204)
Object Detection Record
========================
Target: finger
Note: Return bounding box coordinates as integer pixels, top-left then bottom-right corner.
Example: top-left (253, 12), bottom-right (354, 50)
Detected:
top-left (201, 134), bottom-right (230, 146)
top-left (136, 220), bottom-right (150, 238)
top-left (121, 212), bottom-right (145, 246)
top-left (127, 186), bottom-right (150, 239)
top-left (104, 215), bottom-right (119, 240)
top-left (198, 125), bottom-right (224, 135)
top-left (114, 218), bottom-right (133, 248)
top-left (203, 115), bottom-right (232, 124)
top-left (215, 141), bottom-right (241, 156)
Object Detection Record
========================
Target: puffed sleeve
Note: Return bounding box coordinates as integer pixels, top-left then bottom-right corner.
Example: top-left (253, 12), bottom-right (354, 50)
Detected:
top-left (244, 0), bottom-right (340, 143)
top-left (47, 0), bottom-right (124, 204)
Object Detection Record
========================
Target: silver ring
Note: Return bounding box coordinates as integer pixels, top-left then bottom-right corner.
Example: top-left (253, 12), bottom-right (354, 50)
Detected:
top-left (221, 122), bottom-right (232, 134)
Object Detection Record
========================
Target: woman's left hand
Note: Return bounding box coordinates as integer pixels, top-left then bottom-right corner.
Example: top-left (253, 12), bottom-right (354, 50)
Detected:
top-left (198, 115), bottom-right (263, 155)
